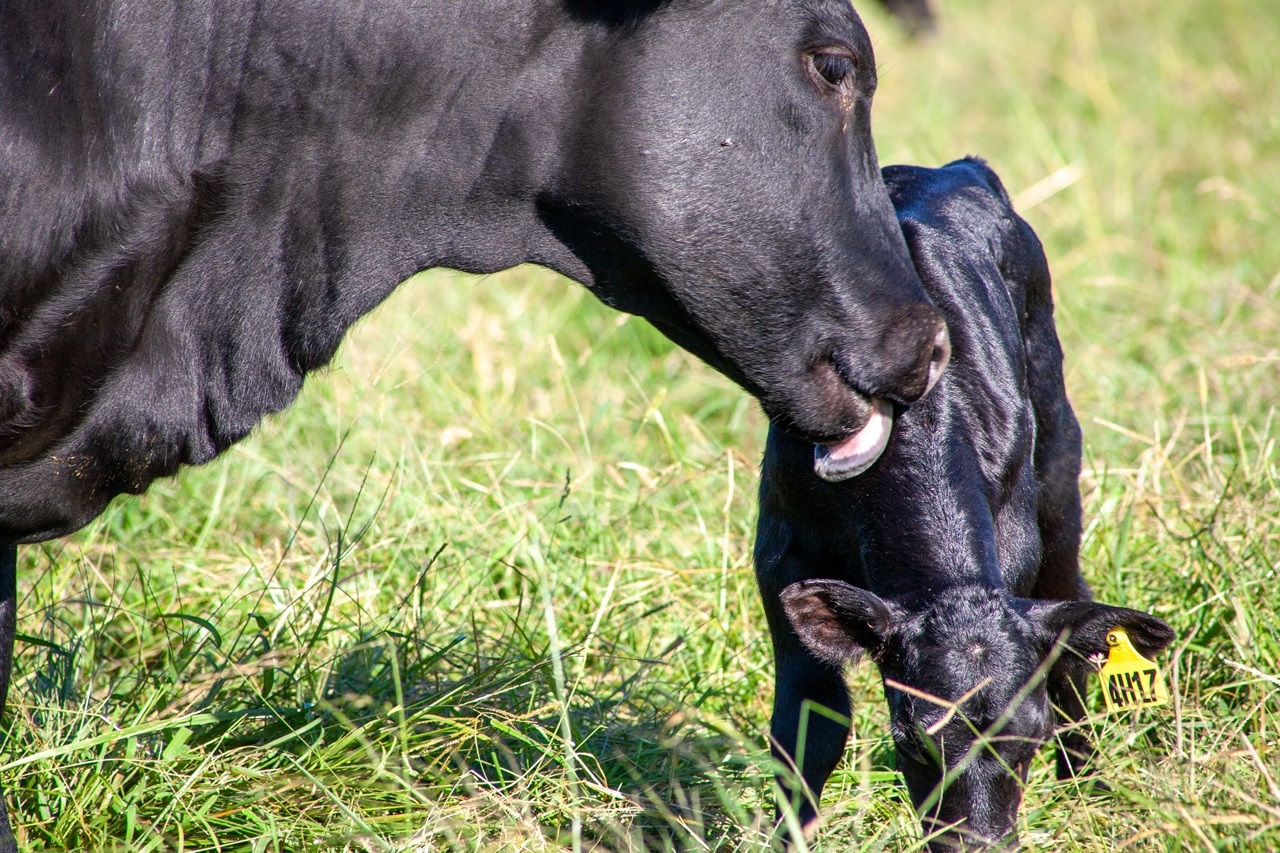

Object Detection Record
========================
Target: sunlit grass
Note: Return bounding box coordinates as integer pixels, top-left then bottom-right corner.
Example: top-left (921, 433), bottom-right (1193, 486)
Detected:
top-left (6, 0), bottom-right (1278, 849)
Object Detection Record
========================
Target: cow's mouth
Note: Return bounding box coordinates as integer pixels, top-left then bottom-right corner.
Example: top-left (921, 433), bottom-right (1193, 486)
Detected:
top-left (812, 395), bottom-right (893, 482)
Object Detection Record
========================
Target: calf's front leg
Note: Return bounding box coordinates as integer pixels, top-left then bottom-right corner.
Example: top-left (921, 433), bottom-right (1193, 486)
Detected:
top-left (768, 632), bottom-right (853, 836)
top-left (1045, 661), bottom-right (1094, 781)
top-left (1029, 442), bottom-right (1095, 781)
top-left (755, 517), bottom-right (854, 837)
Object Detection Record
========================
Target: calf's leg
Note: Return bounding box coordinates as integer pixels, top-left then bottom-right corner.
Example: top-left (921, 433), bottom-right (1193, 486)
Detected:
top-left (1021, 277), bottom-right (1098, 781)
top-left (1031, 460), bottom-right (1096, 780)
top-left (1046, 661), bottom-right (1094, 781)
top-left (1027, 373), bottom-right (1094, 778)
top-left (768, 629), bottom-right (853, 835)
top-left (1031, 488), bottom-right (1095, 779)
top-left (0, 543), bottom-right (16, 853)
top-left (755, 516), bottom-right (853, 836)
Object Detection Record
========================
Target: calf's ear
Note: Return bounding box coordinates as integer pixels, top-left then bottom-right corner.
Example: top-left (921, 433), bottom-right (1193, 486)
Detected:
top-left (1025, 600), bottom-right (1175, 663)
top-left (779, 580), bottom-right (896, 666)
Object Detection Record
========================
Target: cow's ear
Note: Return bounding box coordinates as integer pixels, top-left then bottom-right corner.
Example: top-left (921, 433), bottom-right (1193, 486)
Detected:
top-left (1024, 600), bottom-right (1174, 663)
top-left (779, 580), bottom-right (896, 666)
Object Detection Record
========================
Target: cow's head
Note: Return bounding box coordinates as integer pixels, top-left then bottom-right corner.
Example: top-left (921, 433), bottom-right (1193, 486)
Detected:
top-left (536, 1), bottom-right (948, 465)
top-left (780, 580), bottom-right (1173, 849)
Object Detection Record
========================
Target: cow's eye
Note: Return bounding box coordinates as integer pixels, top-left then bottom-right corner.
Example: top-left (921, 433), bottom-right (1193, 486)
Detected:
top-left (807, 49), bottom-right (857, 90)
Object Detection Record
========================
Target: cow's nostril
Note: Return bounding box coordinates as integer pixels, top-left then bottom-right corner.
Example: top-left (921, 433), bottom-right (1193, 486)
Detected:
top-left (931, 325), bottom-right (950, 366)
top-left (924, 322), bottom-right (951, 397)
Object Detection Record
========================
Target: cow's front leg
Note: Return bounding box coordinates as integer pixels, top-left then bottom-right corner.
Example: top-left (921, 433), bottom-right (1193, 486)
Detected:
top-left (0, 542), bottom-right (16, 853)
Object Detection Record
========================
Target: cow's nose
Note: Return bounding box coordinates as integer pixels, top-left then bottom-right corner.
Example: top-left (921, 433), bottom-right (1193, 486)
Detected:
top-left (923, 321), bottom-right (951, 398)
top-left (848, 305), bottom-right (950, 404)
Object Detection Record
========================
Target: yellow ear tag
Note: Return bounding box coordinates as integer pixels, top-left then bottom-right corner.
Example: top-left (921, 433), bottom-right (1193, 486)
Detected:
top-left (1099, 627), bottom-right (1169, 712)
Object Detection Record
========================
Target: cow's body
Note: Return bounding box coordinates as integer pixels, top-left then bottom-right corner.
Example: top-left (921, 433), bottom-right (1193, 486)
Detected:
top-left (757, 160), bottom-right (1173, 848)
top-left (0, 1), bottom-right (952, 847)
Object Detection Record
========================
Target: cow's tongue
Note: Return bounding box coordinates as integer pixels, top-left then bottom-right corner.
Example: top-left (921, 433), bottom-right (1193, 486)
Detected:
top-left (812, 397), bottom-right (893, 482)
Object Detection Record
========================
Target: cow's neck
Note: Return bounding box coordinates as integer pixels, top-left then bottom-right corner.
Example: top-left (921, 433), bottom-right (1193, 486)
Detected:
top-left (219, 0), bottom-right (588, 361)
top-left (0, 0), bottom-right (593, 541)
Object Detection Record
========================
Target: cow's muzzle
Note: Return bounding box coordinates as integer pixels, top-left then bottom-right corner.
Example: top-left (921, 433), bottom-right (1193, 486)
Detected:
top-left (811, 320), bottom-right (950, 482)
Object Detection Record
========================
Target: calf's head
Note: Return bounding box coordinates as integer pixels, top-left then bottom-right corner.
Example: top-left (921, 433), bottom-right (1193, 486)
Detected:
top-left (539, 1), bottom-right (948, 459)
top-left (781, 580), bottom-right (1173, 849)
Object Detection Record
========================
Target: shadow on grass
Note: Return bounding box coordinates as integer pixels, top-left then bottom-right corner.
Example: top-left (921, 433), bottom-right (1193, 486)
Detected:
top-left (6, 547), bottom-right (780, 852)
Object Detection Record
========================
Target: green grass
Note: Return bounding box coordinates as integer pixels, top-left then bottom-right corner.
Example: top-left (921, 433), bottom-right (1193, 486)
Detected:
top-left (7, 0), bottom-right (1279, 849)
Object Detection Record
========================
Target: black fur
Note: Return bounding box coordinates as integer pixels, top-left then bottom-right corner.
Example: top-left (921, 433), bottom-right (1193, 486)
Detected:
top-left (759, 159), bottom-right (1173, 849)
top-left (0, 0), bottom-right (949, 545)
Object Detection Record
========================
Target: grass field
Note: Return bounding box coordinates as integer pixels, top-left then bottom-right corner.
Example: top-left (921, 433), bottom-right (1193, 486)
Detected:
top-left (7, 0), bottom-right (1279, 849)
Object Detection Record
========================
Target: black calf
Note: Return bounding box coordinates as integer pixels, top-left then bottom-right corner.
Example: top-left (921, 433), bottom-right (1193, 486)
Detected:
top-left (755, 159), bottom-right (1173, 849)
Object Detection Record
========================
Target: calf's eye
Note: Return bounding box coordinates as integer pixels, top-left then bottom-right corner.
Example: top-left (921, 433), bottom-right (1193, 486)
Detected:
top-left (807, 49), bottom-right (857, 90)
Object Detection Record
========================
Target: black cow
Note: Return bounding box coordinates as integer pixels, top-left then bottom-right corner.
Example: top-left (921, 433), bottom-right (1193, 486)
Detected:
top-left (755, 159), bottom-right (1173, 849)
top-left (0, 0), bottom-right (950, 847)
